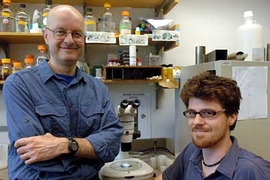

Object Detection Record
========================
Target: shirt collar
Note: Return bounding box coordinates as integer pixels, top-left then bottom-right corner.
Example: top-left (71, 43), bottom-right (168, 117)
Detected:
top-left (38, 60), bottom-right (87, 84)
top-left (216, 136), bottom-right (240, 179)
top-left (189, 136), bottom-right (240, 179)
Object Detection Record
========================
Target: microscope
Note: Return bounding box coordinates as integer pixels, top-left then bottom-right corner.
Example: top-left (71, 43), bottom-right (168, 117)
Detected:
top-left (99, 99), bottom-right (154, 180)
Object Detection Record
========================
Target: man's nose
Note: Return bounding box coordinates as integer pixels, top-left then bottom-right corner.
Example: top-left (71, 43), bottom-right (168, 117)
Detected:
top-left (64, 32), bottom-right (75, 42)
top-left (192, 113), bottom-right (205, 125)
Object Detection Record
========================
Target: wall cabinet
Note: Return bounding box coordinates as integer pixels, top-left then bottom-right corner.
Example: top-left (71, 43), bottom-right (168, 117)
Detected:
top-left (0, 0), bottom-right (180, 88)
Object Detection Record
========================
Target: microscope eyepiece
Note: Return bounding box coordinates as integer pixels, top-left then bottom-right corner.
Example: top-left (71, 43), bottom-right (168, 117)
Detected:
top-left (120, 99), bottom-right (129, 109)
top-left (132, 99), bottom-right (140, 108)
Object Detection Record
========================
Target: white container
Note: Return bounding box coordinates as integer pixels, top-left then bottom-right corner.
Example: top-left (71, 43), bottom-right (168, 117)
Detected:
top-left (129, 45), bottom-right (136, 66)
top-left (236, 11), bottom-right (263, 61)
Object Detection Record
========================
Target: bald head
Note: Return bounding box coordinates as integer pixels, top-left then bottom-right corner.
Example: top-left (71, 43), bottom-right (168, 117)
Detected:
top-left (47, 5), bottom-right (84, 29)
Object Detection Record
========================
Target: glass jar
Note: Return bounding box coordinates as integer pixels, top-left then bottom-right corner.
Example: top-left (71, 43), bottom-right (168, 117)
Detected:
top-left (24, 54), bottom-right (35, 69)
top-left (1, 58), bottom-right (12, 80)
top-left (12, 61), bottom-right (23, 73)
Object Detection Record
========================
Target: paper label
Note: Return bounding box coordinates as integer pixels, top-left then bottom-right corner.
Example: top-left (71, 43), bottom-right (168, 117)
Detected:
top-left (85, 32), bottom-right (116, 44)
top-left (119, 35), bottom-right (148, 46)
top-left (152, 30), bottom-right (180, 41)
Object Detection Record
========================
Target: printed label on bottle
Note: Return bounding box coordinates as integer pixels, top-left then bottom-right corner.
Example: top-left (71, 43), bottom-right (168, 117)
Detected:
top-left (1, 12), bottom-right (10, 17)
top-left (18, 20), bottom-right (26, 25)
top-left (43, 18), bottom-right (47, 26)
top-left (43, 12), bottom-right (49, 17)
top-left (3, 18), bottom-right (9, 25)
top-left (120, 29), bottom-right (131, 35)
top-left (85, 20), bottom-right (95, 25)
top-left (120, 24), bottom-right (128, 29)
top-left (2, 68), bottom-right (9, 74)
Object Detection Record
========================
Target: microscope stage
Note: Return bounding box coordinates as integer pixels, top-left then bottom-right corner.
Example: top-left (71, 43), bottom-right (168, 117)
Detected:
top-left (99, 158), bottom-right (153, 180)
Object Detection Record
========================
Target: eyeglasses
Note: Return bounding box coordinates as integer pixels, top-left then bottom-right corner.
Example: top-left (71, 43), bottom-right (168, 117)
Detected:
top-left (183, 109), bottom-right (226, 118)
top-left (46, 27), bottom-right (84, 41)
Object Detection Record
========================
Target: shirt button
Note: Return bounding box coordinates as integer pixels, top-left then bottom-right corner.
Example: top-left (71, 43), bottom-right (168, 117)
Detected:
top-left (68, 103), bottom-right (73, 107)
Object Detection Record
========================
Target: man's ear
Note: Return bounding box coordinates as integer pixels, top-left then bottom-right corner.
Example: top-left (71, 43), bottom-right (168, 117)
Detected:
top-left (228, 113), bottom-right (237, 126)
top-left (42, 29), bottom-right (49, 45)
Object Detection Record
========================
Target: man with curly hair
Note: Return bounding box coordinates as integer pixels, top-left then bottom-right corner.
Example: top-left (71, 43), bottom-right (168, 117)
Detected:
top-left (155, 72), bottom-right (270, 180)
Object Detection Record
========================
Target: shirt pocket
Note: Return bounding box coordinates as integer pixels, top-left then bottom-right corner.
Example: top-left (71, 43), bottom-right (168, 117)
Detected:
top-left (35, 104), bottom-right (68, 136)
top-left (78, 104), bottom-right (104, 137)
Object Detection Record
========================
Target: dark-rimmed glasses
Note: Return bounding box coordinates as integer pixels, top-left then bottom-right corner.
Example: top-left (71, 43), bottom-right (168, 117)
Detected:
top-left (46, 27), bottom-right (84, 42)
top-left (183, 109), bottom-right (226, 118)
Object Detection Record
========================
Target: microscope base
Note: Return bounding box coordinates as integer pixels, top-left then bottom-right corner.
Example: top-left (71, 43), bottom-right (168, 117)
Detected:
top-left (99, 158), bottom-right (154, 180)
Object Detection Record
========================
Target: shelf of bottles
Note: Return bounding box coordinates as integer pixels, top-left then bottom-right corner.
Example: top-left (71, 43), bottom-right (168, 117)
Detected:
top-left (11, 0), bottom-right (179, 15)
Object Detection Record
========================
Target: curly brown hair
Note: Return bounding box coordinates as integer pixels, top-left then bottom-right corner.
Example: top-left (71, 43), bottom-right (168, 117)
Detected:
top-left (180, 72), bottom-right (242, 131)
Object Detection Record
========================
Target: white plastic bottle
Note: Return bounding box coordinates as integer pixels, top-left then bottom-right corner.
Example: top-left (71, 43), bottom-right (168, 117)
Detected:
top-left (129, 45), bottom-right (136, 66)
top-left (101, 3), bottom-right (114, 32)
top-left (15, 3), bottom-right (30, 32)
top-left (0, 0), bottom-right (15, 32)
top-left (42, 0), bottom-right (52, 29)
top-left (236, 11), bottom-right (263, 61)
top-left (84, 7), bottom-right (96, 32)
top-left (119, 11), bottom-right (131, 35)
top-left (35, 45), bottom-right (49, 66)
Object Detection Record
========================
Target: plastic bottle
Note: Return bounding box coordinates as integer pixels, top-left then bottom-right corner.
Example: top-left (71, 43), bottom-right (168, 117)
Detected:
top-left (135, 27), bottom-right (141, 35)
top-left (42, 0), bottom-right (52, 29)
top-left (84, 7), bottom-right (96, 32)
top-left (1, 58), bottom-right (12, 80)
top-left (35, 45), bottom-right (49, 66)
top-left (236, 11), bottom-right (263, 61)
top-left (15, 4), bottom-right (30, 32)
top-left (101, 3), bottom-right (114, 32)
top-left (0, 0), bottom-right (15, 32)
top-left (119, 11), bottom-right (131, 35)
top-left (129, 45), bottom-right (136, 66)
top-left (12, 61), bottom-right (23, 73)
top-left (24, 55), bottom-right (35, 69)
top-left (30, 9), bottom-right (42, 33)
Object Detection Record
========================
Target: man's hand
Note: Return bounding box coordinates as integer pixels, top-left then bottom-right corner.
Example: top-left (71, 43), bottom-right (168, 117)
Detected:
top-left (14, 133), bottom-right (69, 165)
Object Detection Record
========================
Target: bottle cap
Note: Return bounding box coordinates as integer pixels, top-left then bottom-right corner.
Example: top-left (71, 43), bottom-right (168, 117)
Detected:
top-left (1, 58), bottom-right (11, 64)
top-left (3, 0), bottom-right (11, 4)
top-left (244, 11), bottom-right (253, 18)
top-left (24, 57), bottom-right (34, 64)
top-left (122, 11), bottom-right (129, 16)
top-left (25, 54), bottom-right (34, 59)
top-left (86, 7), bottom-right (93, 13)
top-left (13, 62), bottom-right (23, 67)
top-left (45, 0), bottom-right (52, 5)
top-left (38, 45), bottom-right (46, 51)
top-left (104, 3), bottom-right (111, 8)
top-left (19, 4), bottom-right (26, 8)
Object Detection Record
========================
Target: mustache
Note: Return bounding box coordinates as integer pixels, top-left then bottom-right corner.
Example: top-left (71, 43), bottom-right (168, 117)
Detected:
top-left (191, 125), bottom-right (209, 132)
top-left (60, 46), bottom-right (79, 49)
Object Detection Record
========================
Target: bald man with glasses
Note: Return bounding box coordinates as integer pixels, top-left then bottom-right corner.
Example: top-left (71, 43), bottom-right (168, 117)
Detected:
top-left (3, 5), bottom-right (123, 180)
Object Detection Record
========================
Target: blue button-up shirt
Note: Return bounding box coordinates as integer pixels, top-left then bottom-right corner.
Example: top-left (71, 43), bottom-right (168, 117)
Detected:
top-left (163, 136), bottom-right (270, 180)
top-left (3, 61), bottom-right (123, 180)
